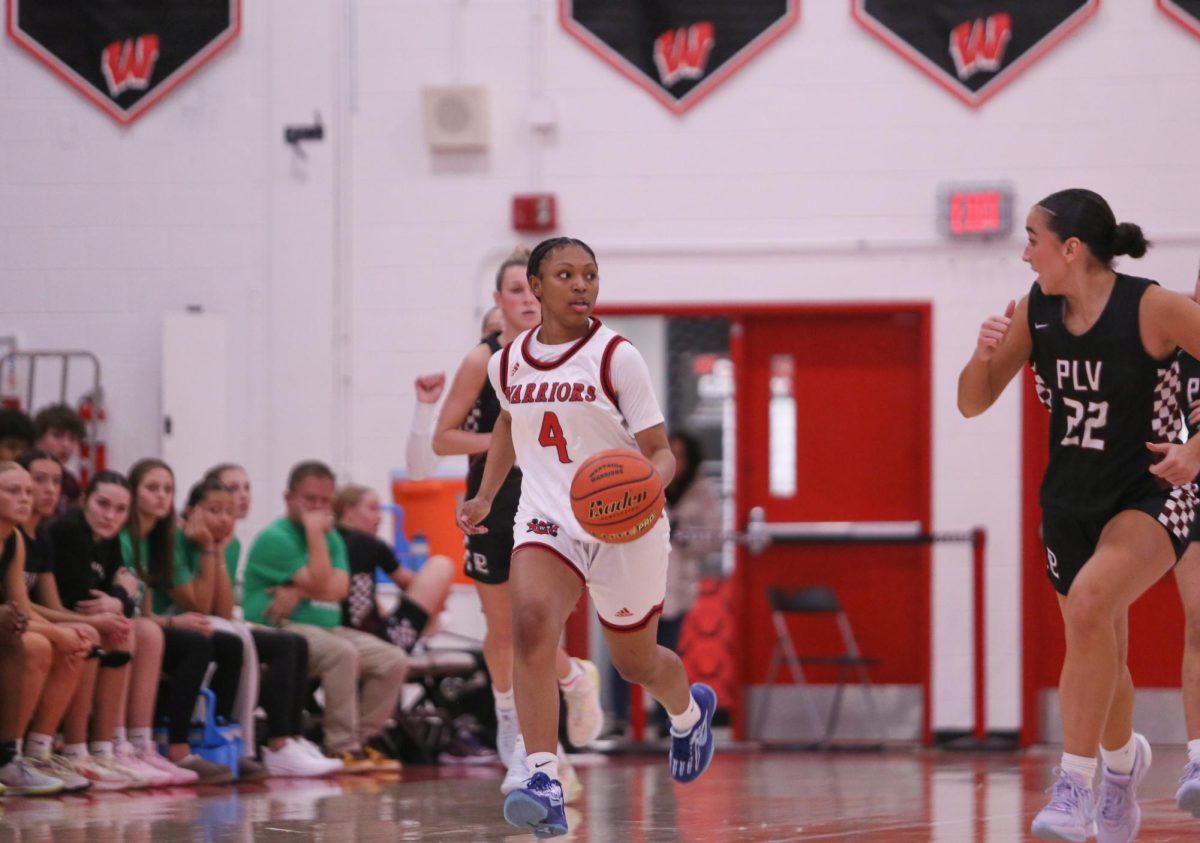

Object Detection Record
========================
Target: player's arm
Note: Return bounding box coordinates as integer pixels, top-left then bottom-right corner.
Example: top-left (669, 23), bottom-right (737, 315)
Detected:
top-left (957, 296), bottom-right (1032, 417)
top-left (1142, 284), bottom-right (1200, 363)
top-left (432, 345), bottom-right (494, 456)
top-left (634, 424), bottom-right (676, 488)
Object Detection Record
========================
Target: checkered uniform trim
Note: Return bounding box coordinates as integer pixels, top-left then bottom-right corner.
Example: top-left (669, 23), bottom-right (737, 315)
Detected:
top-left (347, 572), bottom-right (376, 628)
top-left (1152, 359), bottom-right (1184, 442)
top-left (1032, 364), bottom-right (1052, 412)
top-left (1158, 483), bottom-right (1198, 544)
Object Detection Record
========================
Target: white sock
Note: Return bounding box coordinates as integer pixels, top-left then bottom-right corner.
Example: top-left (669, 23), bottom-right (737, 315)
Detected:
top-left (13, 737), bottom-right (22, 757)
top-left (494, 687), bottom-right (515, 711)
top-left (63, 743), bottom-right (88, 760)
top-left (668, 696), bottom-right (701, 735)
top-left (526, 751), bottom-right (558, 781)
top-left (129, 727), bottom-right (154, 753)
top-left (1100, 734), bottom-right (1137, 776)
top-left (1061, 752), bottom-right (1097, 784)
top-left (24, 733), bottom-right (54, 760)
top-left (113, 726), bottom-right (127, 745)
top-left (89, 740), bottom-right (114, 758)
top-left (1189, 739), bottom-right (1200, 765)
top-left (558, 659), bottom-right (583, 689)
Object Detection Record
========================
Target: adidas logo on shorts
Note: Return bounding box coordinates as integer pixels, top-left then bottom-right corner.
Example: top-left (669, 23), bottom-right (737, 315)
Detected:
top-left (615, 607), bottom-right (633, 618)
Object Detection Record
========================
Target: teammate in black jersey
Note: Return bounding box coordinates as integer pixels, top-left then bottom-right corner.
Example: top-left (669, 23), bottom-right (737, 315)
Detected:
top-left (959, 189), bottom-right (1200, 842)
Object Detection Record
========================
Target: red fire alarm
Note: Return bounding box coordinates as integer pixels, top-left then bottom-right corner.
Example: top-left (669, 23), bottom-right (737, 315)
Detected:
top-left (512, 193), bottom-right (557, 232)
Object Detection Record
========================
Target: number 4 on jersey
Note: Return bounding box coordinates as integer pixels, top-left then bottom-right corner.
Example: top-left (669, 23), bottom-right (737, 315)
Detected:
top-left (538, 411), bottom-right (572, 463)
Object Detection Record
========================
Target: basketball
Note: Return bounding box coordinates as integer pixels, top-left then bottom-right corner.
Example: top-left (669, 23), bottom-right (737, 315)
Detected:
top-left (569, 449), bottom-right (665, 544)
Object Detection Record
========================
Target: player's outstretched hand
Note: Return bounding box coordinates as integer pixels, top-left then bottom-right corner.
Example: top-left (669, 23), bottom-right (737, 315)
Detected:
top-left (457, 497), bottom-right (491, 535)
top-left (1147, 441), bottom-right (1200, 486)
top-left (975, 300), bottom-right (1016, 362)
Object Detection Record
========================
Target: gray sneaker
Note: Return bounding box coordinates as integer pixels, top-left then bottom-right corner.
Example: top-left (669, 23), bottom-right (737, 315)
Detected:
top-left (1031, 768), bottom-right (1096, 842)
top-left (237, 757), bottom-right (270, 782)
top-left (176, 755), bottom-right (234, 785)
top-left (0, 757), bottom-right (66, 797)
top-left (1178, 759), bottom-right (1200, 817)
top-left (1097, 733), bottom-right (1151, 843)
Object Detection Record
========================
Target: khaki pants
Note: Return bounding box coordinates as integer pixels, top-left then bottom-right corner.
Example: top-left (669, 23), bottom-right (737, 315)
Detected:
top-left (282, 623), bottom-right (408, 754)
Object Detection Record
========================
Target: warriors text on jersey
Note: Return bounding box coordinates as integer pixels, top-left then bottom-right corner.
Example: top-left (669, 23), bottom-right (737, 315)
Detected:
top-left (1028, 274), bottom-right (1184, 518)
top-left (488, 319), bottom-right (665, 543)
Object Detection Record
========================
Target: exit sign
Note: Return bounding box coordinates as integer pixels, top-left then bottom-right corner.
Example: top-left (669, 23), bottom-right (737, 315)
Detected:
top-left (938, 185), bottom-right (1014, 240)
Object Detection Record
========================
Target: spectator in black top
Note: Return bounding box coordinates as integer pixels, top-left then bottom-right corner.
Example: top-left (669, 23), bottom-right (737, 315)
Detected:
top-left (333, 484), bottom-right (453, 653)
top-left (33, 404), bottom-right (86, 514)
top-left (0, 409), bottom-right (35, 462)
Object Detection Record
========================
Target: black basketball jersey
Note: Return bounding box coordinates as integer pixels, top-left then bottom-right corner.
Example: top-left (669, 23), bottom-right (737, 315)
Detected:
top-left (1028, 274), bottom-right (1183, 517)
top-left (465, 331), bottom-right (522, 506)
top-left (1180, 351), bottom-right (1200, 440)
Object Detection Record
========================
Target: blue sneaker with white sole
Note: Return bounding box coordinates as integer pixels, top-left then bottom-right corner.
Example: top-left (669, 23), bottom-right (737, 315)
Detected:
top-left (503, 771), bottom-right (567, 838)
top-left (669, 683), bottom-right (717, 784)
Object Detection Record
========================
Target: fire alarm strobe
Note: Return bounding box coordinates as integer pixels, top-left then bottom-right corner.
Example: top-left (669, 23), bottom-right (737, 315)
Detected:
top-left (512, 194), bottom-right (557, 233)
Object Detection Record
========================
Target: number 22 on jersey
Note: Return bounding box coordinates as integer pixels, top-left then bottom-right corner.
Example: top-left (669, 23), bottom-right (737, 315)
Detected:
top-left (539, 411), bottom-right (572, 463)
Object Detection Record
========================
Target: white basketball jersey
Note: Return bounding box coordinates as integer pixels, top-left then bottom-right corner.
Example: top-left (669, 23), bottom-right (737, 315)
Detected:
top-left (488, 319), bottom-right (665, 543)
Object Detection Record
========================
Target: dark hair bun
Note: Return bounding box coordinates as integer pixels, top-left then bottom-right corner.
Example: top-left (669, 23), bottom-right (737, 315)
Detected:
top-left (1110, 222), bottom-right (1149, 259)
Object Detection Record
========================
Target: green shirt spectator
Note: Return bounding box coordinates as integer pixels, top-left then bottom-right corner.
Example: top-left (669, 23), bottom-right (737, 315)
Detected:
top-left (244, 517), bottom-right (348, 628)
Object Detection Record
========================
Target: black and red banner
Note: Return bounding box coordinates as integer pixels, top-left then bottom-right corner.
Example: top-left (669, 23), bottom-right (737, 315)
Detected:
top-left (6, 0), bottom-right (240, 125)
top-left (1160, 0), bottom-right (1200, 39)
top-left (852, 1), bottom-right (1099, 108)
top-left (561, 1), bottom-right (799, 115)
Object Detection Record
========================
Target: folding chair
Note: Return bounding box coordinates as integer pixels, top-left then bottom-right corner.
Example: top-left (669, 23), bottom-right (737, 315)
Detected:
top-left (752, 585), bottom-right (881, 746)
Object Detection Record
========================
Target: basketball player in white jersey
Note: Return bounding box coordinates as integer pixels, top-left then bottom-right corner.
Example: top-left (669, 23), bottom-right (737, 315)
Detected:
top-left (458, 237), bottom-right (716, 838)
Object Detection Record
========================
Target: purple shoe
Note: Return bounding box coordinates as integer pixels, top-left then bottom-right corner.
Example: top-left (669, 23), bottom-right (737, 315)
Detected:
top-left (1031, 767), bottom-right (1095, 842)
top-left (1097, 733), bottom-right (1151, 843)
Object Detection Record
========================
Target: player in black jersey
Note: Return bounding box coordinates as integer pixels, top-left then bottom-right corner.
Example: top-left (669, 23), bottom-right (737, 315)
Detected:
top-left (431, 248), bottom-right (601, 795)
top-left (959, 189), bottom-right (1200, 842)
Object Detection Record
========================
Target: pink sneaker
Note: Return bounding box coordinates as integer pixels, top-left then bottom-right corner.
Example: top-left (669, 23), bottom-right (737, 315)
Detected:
top-left (115, 743), bottom-right (175, 788)
top-left (133, 747), bottom-right (200, 786)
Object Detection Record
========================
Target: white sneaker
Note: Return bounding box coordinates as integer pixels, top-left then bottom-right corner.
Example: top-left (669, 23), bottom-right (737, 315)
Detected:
top-left (263, 740), bottom-right (344, 778)
top-left (25, 753), bottom-right (91, 792)
top-left (0, 757), bottom-right (65, 796)
top-left (295, 737), bottom-right (341, 767)
top-left (63, 752), bottom-right (133, 791)
top-left (92, 751), bottom-right (152, 789)
top-left (558, 743), bottom-right (583, 803)
top-left (115, 742), bottom-right (175, 788)
top-left (496, 705), bottom-right (520, 768)
top-left (133, 747), bottom-right (199, 786)
top-left (500, 735), bottom-right (528, 795)
top-left (562, 658), bottom-right (605, 747)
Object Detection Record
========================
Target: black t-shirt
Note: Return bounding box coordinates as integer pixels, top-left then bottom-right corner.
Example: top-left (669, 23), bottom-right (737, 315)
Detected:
top-left (1180, 351), bottom-right (1200, 440)
top-left (1028, 274), bottom-right (1183, 517)
top-left (18, 525), bottom-right (49, 596)
top-left (43, 507), bottom-right (134, 615)
top-left (0, 531), bottom-right (15, 600)
top-left (337, 526), bottom-right (398, 634)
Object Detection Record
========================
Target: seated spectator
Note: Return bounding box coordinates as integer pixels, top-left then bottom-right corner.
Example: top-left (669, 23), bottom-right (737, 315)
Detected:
top-left (32, 404), bottom-right (86, 513)
top-left (0, 597), bottom-right (25, 798)
top-left (333, 484), bottom-right (453, 652)
top-left (0, 461), bottom-right (89, 796)
top-left (165, 477), bottom-right (341, 778)
top-left (202, 463), bottom-right (252, 595)
top-left (0, 409), bottom-right (35, 462)
top-left (244, 461), bottom-right (406, 771)
top-left (121, 459), bottom-right (243, 784)
top-left (41, 470), bottom-right (168, 790)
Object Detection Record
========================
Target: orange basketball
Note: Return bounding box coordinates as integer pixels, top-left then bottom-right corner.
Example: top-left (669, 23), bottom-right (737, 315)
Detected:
top-left (570, 449), bottom-right (665, 544)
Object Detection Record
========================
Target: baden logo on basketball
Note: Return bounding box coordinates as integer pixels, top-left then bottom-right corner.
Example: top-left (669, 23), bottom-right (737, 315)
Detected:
top-left (570, 449), bottom-right (665, 544)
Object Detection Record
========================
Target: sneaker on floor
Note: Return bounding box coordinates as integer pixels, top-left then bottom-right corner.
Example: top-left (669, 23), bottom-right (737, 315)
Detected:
top-left (562, 658), bottom-right (605, 748)
top-left (503, 771), bottom-right (568, 838)
top-left (440, 731), bottom-right (498, 766)
top-left (362, 745), bottom-right (401, 772)
top-left (115, 743), bottom-right (175, 788)
top-left (1178, 759), bottom-right (1200, 817)
top-left (263, 740), bottom-right (343, 778)
top-left (327, 748), bottom-right (380, 774)
top-left (237, 757), bottom-right (271, 782)
top-left (92, 752), bottom-right (152, 789)
top-left (1097, 734), bottom-right (1151, 843)
top-left (496, 705), bottom-right (520, 768)
top-left (132, 748), bottom-right (199, 786)
top-left (669, 683), bottom-right (717, 784)
top-left (66, 752), bottom-right (134, 791)
top-left (24, 753), bottom-right (90, 793)
top-left (557, 745), bottom-right (582, 803)
top-left (176, 754), bottom-right (234, 785)
top-left (0, 757), bottom-right (65, 797)
top-left (501, 735), bottom-right (529, 795)
top-left (295, 737), bottom-right (340, 767)
top-left (1031, 768), bottom-right (1096, 842)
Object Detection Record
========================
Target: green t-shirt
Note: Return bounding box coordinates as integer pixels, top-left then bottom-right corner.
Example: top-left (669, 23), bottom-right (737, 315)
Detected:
top-left (118, 528), bottom-right (150, 611)
top-left (156, 532), bottom-right (243, 617)
top-left (244, 517), bottom-right (348, 628)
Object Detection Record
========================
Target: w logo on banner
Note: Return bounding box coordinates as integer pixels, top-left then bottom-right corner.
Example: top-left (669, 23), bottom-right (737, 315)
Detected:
top-left (101, 35), bottom-right (160, 97)
top-left (853, 1), bottom-right (1098, 108)
top-left (7, 0), bottom-right (240, 125)
top-left (949, 15), bottom-right (1012, 79)
top-left (653, 23), bottom-right (716, 87)
top-left (563, 1), bottom-right (797, 115)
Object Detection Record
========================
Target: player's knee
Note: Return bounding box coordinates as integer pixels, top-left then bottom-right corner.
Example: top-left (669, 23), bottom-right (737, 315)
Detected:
top-left (610, 651), bottom-right (657, 687)
top-left (1062, 585), bottom-right (1114, 634)
top-left (512, 603), bottom-right (558, 654)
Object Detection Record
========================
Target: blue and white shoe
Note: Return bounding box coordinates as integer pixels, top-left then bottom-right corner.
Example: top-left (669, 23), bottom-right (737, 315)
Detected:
top-left (669, 683), bottom-right (717, 784)
top-left (503, 771), bottom-right (568, 838)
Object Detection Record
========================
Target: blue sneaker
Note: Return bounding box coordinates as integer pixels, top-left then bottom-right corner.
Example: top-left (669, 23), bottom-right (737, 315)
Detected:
top-left (503, 771), bottom-right (567, 838)
top-left (669, 683), bottom-right (717, 784)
